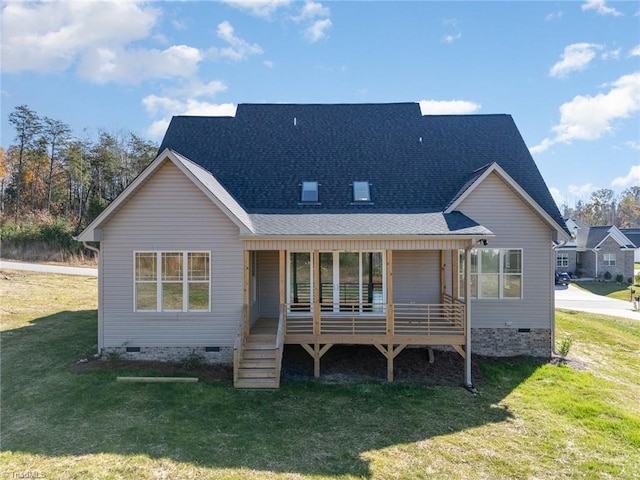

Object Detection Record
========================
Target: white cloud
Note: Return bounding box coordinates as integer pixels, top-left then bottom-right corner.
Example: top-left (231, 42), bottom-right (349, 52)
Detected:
top-left (1, 0), bottom-right (160, 74)
top-left (219, 0), bottom-right (291, 18)
top-left (582, 0), bottom-right (623, 17)
top-left (626, 141), bottom-right (640, 151)
top-left (208, 21), bottom-right (263, 61)
top-left (264, 60), bottom-right (274, 68)
top-left (442, 33), bottom-right (462, 44)
top-left (568, 183), bottom-right (595, 198)
top-left (531, 72), bottom-right (640, 153)
top-left (630, 45), bottom-right (640, 57)
top-left (77, 45), bottom-right (203, 84)
top-left (549, 187), bottom-right (564, 206)
top-left (549, 43), bottom-right (602, 78)
top-left (304, 18), bottom-right (332, 42)
top-left (612, 165), bottom-right (640, 187)
top-left (419, 100), bottom-right (481, 115)
top-left (545, 11), bottom-right (564, 21)
top-left (602, 48), bottom-right (621, 60)
top-left (293, 1), bottom-right (330, 22)
top-left (144, 95), bottom-right (237, 139)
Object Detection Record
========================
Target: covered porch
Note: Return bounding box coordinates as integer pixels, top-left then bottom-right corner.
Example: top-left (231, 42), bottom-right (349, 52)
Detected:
top-left (234, 237), bottom-right (480, 389)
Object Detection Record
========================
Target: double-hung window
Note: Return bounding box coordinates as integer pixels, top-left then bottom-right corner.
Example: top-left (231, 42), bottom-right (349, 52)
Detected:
top-left (458, 248), bottom-right (523, 299)
top-left (134, 251), bottom-right (210, 312)
top-left (556, 252), bottom-right (569, 268)
top-left (603, 253), bottom-right (616, 266)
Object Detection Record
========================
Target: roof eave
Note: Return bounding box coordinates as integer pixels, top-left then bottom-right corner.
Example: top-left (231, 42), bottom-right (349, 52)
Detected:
top-left (444, 162), bottom-right (571, 241)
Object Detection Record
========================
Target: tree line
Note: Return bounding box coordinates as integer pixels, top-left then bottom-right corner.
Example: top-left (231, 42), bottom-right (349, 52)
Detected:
top-left (1, 105), bottom-right (157, 231)
top-left (561, 187), bottom-right (640, 228)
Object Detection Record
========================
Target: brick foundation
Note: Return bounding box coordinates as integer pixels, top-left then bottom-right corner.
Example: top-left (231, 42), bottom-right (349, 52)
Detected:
top-left (102, 346), bottom-right (233, 364)
top-left (472, 328), bottom-right (552, 357)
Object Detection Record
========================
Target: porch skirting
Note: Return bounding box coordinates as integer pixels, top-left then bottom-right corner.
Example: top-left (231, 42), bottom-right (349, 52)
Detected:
top-left (102, 346), bottom-right (234, 364)
top-left (471, 328), bottom-right (552, 358)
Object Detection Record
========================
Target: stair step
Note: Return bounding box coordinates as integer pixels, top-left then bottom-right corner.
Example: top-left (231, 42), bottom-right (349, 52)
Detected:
top-left (247, 334), bottom-right (276, 342)
top-left (240, 359), bottom-right (276, 369)
top-left (244, 342), bottom-right (277, 350)
top-left (237, 368), bottom-right (276, 379)
top-left (242, 349), bottom-right (277, 360)
top-left (235, 378), bottom-right (278, 389)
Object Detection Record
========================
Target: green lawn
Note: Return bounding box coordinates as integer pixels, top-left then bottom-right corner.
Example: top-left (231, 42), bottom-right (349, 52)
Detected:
top-left (2, 270), bottom-right (639, 479)
top-left (572, 281), bottom-right (635, 302)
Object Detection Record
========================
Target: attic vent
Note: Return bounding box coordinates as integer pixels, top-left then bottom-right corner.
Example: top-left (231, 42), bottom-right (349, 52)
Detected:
top-left (301, 181), bottom-right (318, 202)
top-left (293, 117), bottom-right (297, 126)
top-left (353, 181), bottom-right (371, 202)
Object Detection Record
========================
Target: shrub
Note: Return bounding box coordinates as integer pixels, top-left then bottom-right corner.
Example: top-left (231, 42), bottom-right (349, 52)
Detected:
top-left (615, 274), bottom-right (624, 284)
top-left (558, 336), bottom-right (573, 360)
top-left (603, 271), bottom-right (612, 281)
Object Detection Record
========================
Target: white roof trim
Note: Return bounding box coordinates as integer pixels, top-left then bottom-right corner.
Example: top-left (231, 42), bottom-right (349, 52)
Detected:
top-left (593, 226), bottom-right (635, 250)
top-left (445, 162), bottom-right (570, 240)
top-left (76, 149), bottom-right (253, 242)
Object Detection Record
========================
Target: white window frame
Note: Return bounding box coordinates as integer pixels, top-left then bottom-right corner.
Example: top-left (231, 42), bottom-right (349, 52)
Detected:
top-left (459, 248), bottom-right (523, 300)
top-left (603, 253), bottom-right (616, 266)
top-left (556, 252), bottom-right (569, 268)
top-left (133, 251), bottom-right (211, 313)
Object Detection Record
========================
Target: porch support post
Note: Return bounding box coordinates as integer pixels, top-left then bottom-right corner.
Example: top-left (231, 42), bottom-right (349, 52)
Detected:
top-left (386, 250), bottom-right (394, 335)
top-left (312, 250), bottom-right (320, 337)
top-left (244, 250), bottom-right (250, 338)
top-left (279, 250), bottom-right (286, 309)
top-left (440, 250), bottom-right (446, 302)
top-left (464, 243), bottom-right (473, 388)
top-left (452, 249), bottom-right (459, 300)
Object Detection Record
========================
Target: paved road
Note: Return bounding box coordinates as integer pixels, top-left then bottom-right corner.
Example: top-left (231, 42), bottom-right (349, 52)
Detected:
top-left (0, 260), bottom-right (97, 277)
top-left (555, 283), bottom-right (640, 320)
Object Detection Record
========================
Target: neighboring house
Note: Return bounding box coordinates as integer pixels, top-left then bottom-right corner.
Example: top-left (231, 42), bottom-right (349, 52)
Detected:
top-left (557, 219), bottom-right (636, 282)
top-left (619, 228), bottom-right (640, 263)
top-left (77, 103), bottom-right (569, 389)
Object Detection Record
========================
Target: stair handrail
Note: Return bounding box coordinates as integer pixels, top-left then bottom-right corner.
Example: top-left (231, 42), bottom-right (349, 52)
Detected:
top-left (274, 304), bottom-right (286, 387)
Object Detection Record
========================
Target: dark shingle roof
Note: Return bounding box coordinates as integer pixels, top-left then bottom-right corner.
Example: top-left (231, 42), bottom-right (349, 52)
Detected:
top-left (158, 103), bottom-right (564, 229)
top-left (620, 228), bottom-right (640, 248)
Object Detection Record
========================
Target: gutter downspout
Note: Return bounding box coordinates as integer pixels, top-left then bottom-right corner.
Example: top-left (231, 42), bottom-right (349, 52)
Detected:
top-left (464, 241), bottom-right (474, 391)
top-left (80, 240), bottom-right (102, 355)
top-left (550, 239), bottom-right (568, 356)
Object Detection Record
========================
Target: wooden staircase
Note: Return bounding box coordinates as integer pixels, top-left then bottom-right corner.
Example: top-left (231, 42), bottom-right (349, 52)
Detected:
top-left (234, 318), bottom-right (282, 389)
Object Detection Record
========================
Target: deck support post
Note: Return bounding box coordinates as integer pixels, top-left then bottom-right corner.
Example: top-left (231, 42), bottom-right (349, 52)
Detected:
top-left (279, 250), bottom-right (286, 309)
top-left (440, 250), bottom-right (446, 302)
top-left (452, 249), bottom-right (459, 300)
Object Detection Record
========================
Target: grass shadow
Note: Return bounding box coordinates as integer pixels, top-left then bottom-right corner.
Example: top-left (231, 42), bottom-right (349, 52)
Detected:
top-left (2, 309), bottom-right (545, 478)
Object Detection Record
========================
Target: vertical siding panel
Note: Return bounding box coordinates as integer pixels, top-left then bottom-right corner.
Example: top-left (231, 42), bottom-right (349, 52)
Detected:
top-left (101, 161), bottom-right (243, 348)
top-left (393, 251), bottom-right (440, 303)
top-left (457, 172), bottom-right (554, 329)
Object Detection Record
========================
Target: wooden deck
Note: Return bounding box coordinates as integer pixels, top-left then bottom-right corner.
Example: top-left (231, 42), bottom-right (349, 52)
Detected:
top-left (234, 297), bottom-right (467, 389)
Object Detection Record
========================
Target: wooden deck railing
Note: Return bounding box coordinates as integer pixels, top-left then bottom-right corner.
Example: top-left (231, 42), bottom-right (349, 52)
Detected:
top-left (284, 298), bottom-right (465, 338)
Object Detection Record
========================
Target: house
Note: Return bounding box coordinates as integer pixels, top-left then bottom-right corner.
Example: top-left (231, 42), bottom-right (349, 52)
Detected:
top-left (77, 103), bottom-right (569, 389)
top-left (619, 228), bottom-right (640, 264)
top-left (556, 218), bottom-right (636, 282)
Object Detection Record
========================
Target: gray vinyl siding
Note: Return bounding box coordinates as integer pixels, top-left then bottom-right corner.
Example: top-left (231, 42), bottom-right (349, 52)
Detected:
top-left (457, 172), bottom-right (555, 330)
top-left (257, 251), bottom-right (280, 319)
top-left (100, 161), bottom-right (243, 349)
top-left (393, 251), bottom-right (441, 304)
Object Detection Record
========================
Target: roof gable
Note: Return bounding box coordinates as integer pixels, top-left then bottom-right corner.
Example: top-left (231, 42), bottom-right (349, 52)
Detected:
top-left (76, 149), bottom-right (253, 241)
top-left (158, 103), bottom-right (566, 234)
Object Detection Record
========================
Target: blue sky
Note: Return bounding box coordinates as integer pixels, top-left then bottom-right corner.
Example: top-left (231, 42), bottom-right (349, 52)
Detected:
top-left (2, 0), bottom-right (639, 209)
